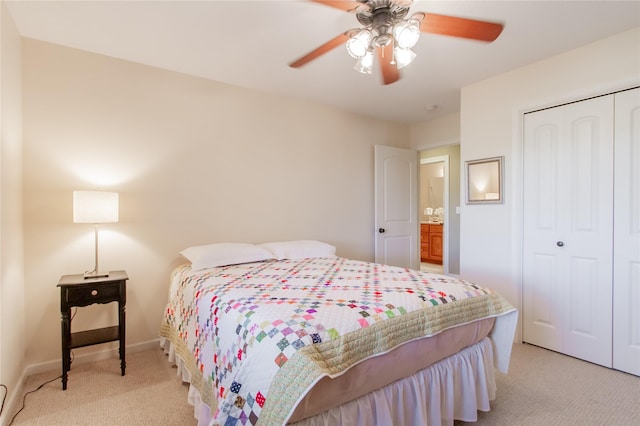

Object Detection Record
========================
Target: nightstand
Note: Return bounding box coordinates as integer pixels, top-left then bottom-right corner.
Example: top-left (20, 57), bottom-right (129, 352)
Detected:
top-left (57, 270), bottom-right (128, 390)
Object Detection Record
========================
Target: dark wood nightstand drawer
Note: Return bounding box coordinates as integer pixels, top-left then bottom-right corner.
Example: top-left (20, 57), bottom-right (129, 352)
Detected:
top-left (65, 282), bottom-right (122, 306)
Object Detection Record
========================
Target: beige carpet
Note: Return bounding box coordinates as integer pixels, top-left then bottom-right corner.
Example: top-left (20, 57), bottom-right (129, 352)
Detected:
top-left (455, 343), bottom-right (640, 426)
top-left (9, 348), bottom-right (195, 425)
top-left (8, 343), bottom-right (640, 425)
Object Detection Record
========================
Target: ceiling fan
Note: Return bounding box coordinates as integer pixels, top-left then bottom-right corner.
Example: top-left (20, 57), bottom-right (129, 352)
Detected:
top-left (289, 0), bottom-right (504, 85)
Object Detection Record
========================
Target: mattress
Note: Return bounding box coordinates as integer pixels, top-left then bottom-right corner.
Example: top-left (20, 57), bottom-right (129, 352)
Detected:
top-left (159, 256), bottom-right (517, 425)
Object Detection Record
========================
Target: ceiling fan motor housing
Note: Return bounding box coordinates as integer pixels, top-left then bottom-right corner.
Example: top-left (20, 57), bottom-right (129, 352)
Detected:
top-left (356, 0), bottom-right (410, 26)
top-left (356, 0), bottom-right (411, 47)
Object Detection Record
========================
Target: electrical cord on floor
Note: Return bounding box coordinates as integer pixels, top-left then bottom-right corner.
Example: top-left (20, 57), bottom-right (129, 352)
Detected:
top-left (1, 383), bottom-right (7, 417)
top-left (7, 374), bottom-right (62, 426)
top-left (4, 309), bottom-right (77, 425)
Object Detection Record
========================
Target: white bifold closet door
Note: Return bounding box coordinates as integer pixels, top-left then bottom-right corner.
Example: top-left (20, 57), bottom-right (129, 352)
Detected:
top-left (523, 95), bottom-right (614, 368)
top-left (612, 88), bottom-right (640, 376)
top-left (523, 87), bottom-right (640, 375)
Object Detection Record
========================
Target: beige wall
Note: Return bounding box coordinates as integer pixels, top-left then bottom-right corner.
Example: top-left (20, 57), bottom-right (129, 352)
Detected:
top-left (459, 27), bottom-right (640, 339)
top-left (21, 38), bottom-right (409, 368)
top-left (410, 112), bottom-right (460, 149)
top-left (0, 0), bottom-right (25, 419)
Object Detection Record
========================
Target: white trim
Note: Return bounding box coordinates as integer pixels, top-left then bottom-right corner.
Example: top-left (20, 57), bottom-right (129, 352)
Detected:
top-left (518, 77), bottom-right (639, 116)
top-left (420, 155), bottom-right (450, 274)
top-left (0, 371), bottom-right (26, 426)
top-left (22, 338), bottom-right (161, 378)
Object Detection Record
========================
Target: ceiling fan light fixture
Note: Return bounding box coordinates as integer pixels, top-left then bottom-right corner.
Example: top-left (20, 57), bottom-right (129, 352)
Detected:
top-left (354, 49), bottom-right (375, 74)
top-left (373, 33), bottom-right (393, 48)
top-left (392, 19), bottom-right (420, 49)
top-left (290, 1), bottom-right (502, 85)
top-left (346, 29), bottom-right (373, 58)
top-left (394, 47), bottom-right (416, 69)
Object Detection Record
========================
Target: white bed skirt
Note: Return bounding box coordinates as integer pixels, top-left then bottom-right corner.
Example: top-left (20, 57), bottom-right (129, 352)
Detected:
top-left (160, 337), bottom-right (496, 426)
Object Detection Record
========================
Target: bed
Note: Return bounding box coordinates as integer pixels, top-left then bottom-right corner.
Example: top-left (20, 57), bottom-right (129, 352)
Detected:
top-left (159, 241), bottom-right (517, 426)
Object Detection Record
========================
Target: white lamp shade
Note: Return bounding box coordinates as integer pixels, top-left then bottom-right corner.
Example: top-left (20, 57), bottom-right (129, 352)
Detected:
top-left (73, 191), bottom-right (119, 223)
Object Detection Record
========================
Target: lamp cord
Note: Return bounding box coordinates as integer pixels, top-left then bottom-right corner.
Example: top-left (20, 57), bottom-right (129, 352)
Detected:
top-left (0, 383), bottom-right (7, 417)
top-left (2, 312), bottom-right (76, 424)
top-left (7, 374), bottom-right (62, 425)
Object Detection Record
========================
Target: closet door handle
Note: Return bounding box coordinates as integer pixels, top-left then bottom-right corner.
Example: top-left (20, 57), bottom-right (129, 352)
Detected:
top-left (378, 228), bottom-right (386, 234)
top-left (556, 241), bottom-right (564, 247)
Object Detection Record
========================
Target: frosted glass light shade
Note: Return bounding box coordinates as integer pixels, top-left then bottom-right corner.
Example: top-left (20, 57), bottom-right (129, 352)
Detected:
top-left (346, 30), bottom-right (373, 58)
top-left (394, 47), bottom-right (416, 69)
top-left (354, 49), bottom-right (374, 74)
top-left (393, 20), bottom-right (420, 49)
top-left (73, 191), bottom-right (119, 223)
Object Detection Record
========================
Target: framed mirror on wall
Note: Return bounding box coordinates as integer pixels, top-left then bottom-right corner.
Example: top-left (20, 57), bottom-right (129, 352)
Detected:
top-left (465, 156), bottom-right (504, 204)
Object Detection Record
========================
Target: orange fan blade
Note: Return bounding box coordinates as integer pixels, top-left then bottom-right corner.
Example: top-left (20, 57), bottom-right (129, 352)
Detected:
top-left (420, 13), bottom-right (503, 42)
top-left (289, 32), bottom-right (351, 68)
top-left (378, 44), bottom-right (400, 85)
top-left (311, 0), bottom-right (370, 13)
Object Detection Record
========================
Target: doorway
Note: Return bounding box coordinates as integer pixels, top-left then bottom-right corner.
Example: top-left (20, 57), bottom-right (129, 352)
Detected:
top-left (419, 145), bottom-right (461, 276)
top-left (420, 156), bottom-right (447, 274)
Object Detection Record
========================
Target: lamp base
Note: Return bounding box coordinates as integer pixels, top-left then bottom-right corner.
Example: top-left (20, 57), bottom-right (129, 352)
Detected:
top-left (84, 271), bottom-right (110, 279)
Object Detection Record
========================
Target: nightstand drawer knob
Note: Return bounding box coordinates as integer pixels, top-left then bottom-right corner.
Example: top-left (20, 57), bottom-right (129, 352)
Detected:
top-left (91, 289), bottom-right (98, 296)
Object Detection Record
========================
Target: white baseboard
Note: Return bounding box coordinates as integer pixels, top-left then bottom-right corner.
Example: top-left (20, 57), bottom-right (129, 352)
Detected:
top-left (22, 338), bottom-right (160, 377)
top-left (0, 369), bottom-right (27, 426)
top-left (1, 339), bottom-right (160, 426)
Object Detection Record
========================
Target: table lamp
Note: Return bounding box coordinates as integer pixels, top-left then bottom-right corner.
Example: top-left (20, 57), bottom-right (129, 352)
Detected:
top-left (73, 190), bottom-right (119, 278)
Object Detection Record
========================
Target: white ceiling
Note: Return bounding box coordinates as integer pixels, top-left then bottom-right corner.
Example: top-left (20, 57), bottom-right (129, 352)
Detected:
top-left (6, 0), bottom-right (640, 124)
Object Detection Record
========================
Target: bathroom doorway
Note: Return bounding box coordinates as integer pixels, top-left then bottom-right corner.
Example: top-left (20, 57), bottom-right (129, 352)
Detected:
top-left (420, 157), bottom-right (446, 274)
top-left (419, 145), bottom-right (461, 276)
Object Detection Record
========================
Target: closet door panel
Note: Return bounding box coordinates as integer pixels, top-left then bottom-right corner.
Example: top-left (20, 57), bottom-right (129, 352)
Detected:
top-left (524, 95), bottom-right (613, 368)
top-left (562, 96), bottom-right (613, 367)
top-left (530, 254), bottom-right (562, 345)
top-left (613, 87), bottom-right (640, 376)
top-left (523, 109), bottom-right (564, 351)
top-left (566, 256), bottom-right (605, 359)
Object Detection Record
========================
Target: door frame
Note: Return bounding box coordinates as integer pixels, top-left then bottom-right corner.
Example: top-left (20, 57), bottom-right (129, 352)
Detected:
top-left (512, 78), bottom-right (639, 343)
top-left (420, 155), bottom-right (449, 274)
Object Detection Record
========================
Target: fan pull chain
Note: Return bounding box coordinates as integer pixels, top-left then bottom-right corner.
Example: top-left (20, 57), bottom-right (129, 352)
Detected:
top-left (390, 39), bottom-right (397, 65)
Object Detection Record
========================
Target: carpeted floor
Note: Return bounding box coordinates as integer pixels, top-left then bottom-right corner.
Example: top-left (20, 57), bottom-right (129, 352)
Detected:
top-left (8, 348), bottom-right (195, 426)
top-left (7, 343), bottom-right (640, 425)
top-left (455, 343), bottom-right (640, 426)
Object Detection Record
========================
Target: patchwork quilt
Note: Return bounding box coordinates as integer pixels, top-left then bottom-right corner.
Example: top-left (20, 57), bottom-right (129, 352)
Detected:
top-left (159, 257), bottom-right (515, 426)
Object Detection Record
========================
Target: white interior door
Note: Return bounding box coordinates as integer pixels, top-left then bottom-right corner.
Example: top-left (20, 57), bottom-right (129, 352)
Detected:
top-left (523, 95), bottom-right (614, 367)
top-left (613, 87), bottom-right (640, 376)
top-left (374, 145), bottom-right (419, 269)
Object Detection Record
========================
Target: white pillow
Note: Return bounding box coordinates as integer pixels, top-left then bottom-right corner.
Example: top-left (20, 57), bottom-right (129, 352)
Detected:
top-left (180, 243), bottom-right (274, 271)
top-left (260, 240), bottom-right (336, 260)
